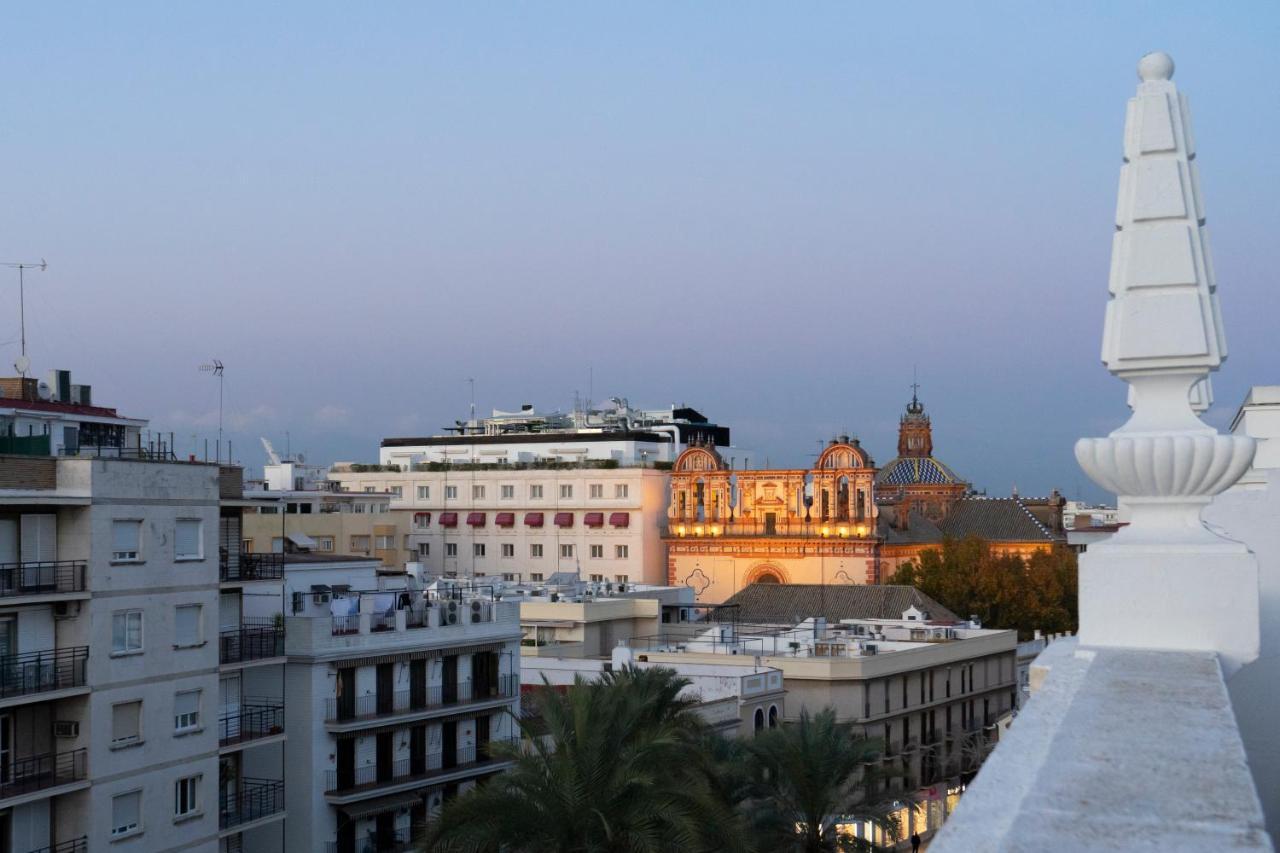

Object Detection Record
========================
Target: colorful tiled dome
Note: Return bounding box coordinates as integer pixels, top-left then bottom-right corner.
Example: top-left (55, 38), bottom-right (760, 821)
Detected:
top-left (876, 456), bottom-right (963, 486)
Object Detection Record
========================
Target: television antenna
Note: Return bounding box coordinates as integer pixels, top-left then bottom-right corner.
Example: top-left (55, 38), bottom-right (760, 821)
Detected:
top-left (199, 360), bottom-right (225, 461)
top-left (3, 260), bottom-right (48, 376)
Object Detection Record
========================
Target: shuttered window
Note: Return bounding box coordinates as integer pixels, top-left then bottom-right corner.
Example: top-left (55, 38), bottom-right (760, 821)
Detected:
top-left (175, 519), bottom-right (201, 559)
top-left (112, 791), bottom-right (141, 836)
top-left (112, 521), bottom-right (141, 561)
top-left (20, 514), bottom-right (57, 563)
top-left (174, 690), bottom-right (201, 731)
top-left (112, 701), bottom-right (141, 745)
top-left (175, 605), bottom-right (201, 647)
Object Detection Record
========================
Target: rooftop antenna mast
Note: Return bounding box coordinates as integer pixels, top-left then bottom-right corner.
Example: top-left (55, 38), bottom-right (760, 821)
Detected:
top-left (468, 378), bottom-right (476, 424)
top-left (199, 360), bottom-right (225, 462)
top-left (2, 260), bottom-right (48, 376)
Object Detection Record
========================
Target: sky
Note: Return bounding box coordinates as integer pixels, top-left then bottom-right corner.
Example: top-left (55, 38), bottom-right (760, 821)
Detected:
top-left (3, 2), bottom-right (1279, 502)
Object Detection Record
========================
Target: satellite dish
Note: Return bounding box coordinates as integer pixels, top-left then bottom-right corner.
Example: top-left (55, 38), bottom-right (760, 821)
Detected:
top-left (36, 379), bottom-right (53, 400)
top-left (13, 355), bottom-right (30, 375)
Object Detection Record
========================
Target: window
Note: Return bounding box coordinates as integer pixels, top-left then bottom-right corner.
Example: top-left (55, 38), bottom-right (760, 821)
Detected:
top-left (446, 543), bottom-right (458, 557)
top-left (350, 535), bottom-right (371, 552)
top-left (174, 775), bottom-right (200, 818)
top-left (501, 543), bottom-right (515, 558)
top-left (112, 520), bottom-right (141, 561)
top-left (590, 544), bottom-right (603, 559)
top-left (363, 486), bottom-right (375, 493)
top-left (174, 690), bottom-right (201, 732)
top-left (112, 611), bottom-right (143, 654)
top-left (112, 701), bottom-right (142, 747)
top-left (501, 485), bottom-right (514, 499)
top-left (560, 485), bottom-right (573, 499)
top-left (317, 536), bottom-right (335, 552)
top-left (530, 572), bottom-right (544, 582)
top-left (418, 543), bottom-right (430, 557)
top-left (445, 485), bottom-right (458, 500)
top-left (389, 486), bottom-right (403, 498)
top-left (473, 485), bottom-right (486, 499)
top-left (615, 574), bottom-right (629, 584)
top-left (530, 544), bottom-right (543, 558)
top-left (417, 485), bottom-right (431, 500)
top-left (560, 544), bottom-right (574, 559)
top-left (502, 572), bottom-right (519, 582)
top-left (589, 484), bottom-right (604, 499)
top-left (615, 484), bottom-right (629, 499)
top-left (615, 544), bottom-right (629, 559)
top-left (474, 543), bottom-right (486, 557)
top-left (352, 503), bottom-right (366, 514)
top-left (375, 535), bottom-right (395, 550)
top-left (241, 539), bottom-right (253, 553)
top-left (589, 573), bottom-right (604, 582)
top-left (112, 791), bottom-right (141, 837)
top-left (175, 519), bottom-right (202, 560)
top-left (529, 485), bottom-right (543, 499)
top-left (175, 605), bottom-right (202, 648)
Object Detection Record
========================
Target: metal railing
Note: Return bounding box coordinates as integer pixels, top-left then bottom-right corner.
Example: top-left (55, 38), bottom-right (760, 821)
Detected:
top-left (0, 749), bottom-right (87, 800)
top-left (326, 675), bottom-right (519, 723)
top-left (219, 777), bottom-right (285, 829)
top-left (220, 618), bottom-right (284, 664)
top-left (325, 739), bottom-right (518, 795)
top-left (325, 825), bottom-right (429, 853)
top-left (220, 550), bottom-right (284, 582)
top-left (27, 837), bottom-right (88, 853)
top-left (219, 700), bottom-right (285, 747)
top-left (0, 646), bottom-right (88, 699)
top-left (0, 561), bottom-right (86, 598)
top-left (332, 615), bottom-right (360, 636)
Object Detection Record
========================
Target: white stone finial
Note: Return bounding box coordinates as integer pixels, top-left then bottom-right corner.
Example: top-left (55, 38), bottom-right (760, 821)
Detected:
top-left (1138, 51), bottom-right (1175, 82)
top-left (1074, 54), bottom-right (1259, 674)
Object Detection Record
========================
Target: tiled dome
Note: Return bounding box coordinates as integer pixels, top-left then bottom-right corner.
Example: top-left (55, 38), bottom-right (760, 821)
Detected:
top-left (876, 456), bottom-right (963, 486)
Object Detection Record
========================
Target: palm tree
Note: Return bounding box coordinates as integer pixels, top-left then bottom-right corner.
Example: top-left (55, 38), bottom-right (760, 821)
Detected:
top-left (424, 665), bottom-right (748, 853)
top-left (741, 708), bottom-right (898, 852)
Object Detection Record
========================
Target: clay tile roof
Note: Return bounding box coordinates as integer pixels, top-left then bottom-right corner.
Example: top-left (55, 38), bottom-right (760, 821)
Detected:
top-left (936, 498), bottom-right (1060, 542)
top-left (721, 584), bottom-right (959, 624)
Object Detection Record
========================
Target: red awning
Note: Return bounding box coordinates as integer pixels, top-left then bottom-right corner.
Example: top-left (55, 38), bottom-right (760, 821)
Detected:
top-left (413, 512), bottom-right (432, 526)
top-left (495, 512), bottom-right (516, 527)
top-left (524, 512), bottom-right (544, 528)
top-left (466, 512), bottom-right (486, 527)
top-left (609, 512), bottom-right (630, 528)
top-left (439, 512), bottom-right (458, 527)
top-left (554, 512), bottom-right (574, 528)
top-left (584, 512), bottom-right (605, 528)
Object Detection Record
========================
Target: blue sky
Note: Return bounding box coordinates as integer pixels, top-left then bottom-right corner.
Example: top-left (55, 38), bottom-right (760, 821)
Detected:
top-left (3, 2), bottom-right (1278, 501)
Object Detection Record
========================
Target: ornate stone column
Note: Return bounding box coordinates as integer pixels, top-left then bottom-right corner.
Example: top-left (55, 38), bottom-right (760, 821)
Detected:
top-left (1075, 52), bottom-right (1259, 673)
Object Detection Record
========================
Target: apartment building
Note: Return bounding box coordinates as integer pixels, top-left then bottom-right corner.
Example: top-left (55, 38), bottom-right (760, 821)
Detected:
top-left (632, 584), bottom-right (1018, 846)
top-left (239, 485), bottom-right (397, 565)
top-left (282, 568), bottom-right (521, 853)
top-left (330, 465), bottom-right (670, 586)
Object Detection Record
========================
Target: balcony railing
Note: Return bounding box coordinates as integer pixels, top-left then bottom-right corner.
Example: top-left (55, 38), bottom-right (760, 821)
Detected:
top-left (326, 675), bottom-right (519, 723)
top-left (325, 739), bottom-right (518, 795)
top-left (219, 777), bottom-right (285, 829)
top-left (0, 561), bottom-right (86, 599)
top-left (325, 825), bottom-right (428, 853)
top-left (0, 646), bottom-right (89, 700)
top-left (220, 550), bottom-right (284, 582)
top-left (28, 838), bottom-right (88, 853)
top-left (220, 618), bottom-right (284, 665)
top-left (662, 519), bottom-right (873, 539)
top-left (219, 700), bottom-right (285, 747)
top-left (0, 749), bottom-right (87, 801)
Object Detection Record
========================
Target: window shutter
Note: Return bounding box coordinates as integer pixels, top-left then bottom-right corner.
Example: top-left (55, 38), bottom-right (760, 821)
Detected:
top-left (175, 690), bottom-right (199, 717)
top-left (20, 514), bottom-right (57, 562)
top-left (176, 605), bottom-right (200, 645)
top-left (113, 702), bottom-right (140, 743)
top-left (112, 521), bottom-right (139, 557)
top-left (175, 520), bottom-right (200, 559)
top-left (113, 792), bottom-right (140, 834)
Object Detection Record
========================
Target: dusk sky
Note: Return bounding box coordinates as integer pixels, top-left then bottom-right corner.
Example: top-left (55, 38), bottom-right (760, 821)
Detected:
top-left (4, 2), bottom-right (1278, 502)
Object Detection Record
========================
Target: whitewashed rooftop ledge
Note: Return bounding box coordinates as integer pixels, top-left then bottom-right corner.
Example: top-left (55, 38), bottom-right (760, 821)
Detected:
top-left (932, 53), bottom-right (1272, 852)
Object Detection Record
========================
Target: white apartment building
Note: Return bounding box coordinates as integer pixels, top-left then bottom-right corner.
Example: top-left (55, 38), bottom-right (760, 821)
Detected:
top-left (0, 452), bottom-right (286, 853)
top-left (1, 371), bottom-right (145, 459)
top-left (329, 466), bottom-right (671, 586)
top-left (282, 567), bottom-right (521, 853)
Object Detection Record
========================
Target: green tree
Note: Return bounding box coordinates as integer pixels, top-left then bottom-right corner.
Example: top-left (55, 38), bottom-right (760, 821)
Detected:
top-left (424, 665), bottom-right (747, 853)
top-left (740, 708), bottom-right (897, 852)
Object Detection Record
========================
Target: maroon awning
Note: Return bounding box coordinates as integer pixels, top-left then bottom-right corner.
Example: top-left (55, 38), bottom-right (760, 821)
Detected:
top-left (439, 512), bottom-right (458, 527)
top-left (584, 512), bottom-right (604, 528)
top-left (495, 512), bottom-right (515, 527)
top-left (524, 512), bottom-right (544, 528)
top-left (466, 512), bottom-right (486, 527)
top-left (609, 512), bottom-right (630, 528)
top-left (554, 512), bottom-right (574, 528)
top-left (413, 512), bottom-right (432, 526)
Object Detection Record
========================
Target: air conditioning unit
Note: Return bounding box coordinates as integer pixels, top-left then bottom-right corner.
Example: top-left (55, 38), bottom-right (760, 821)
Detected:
top-left (445, 601), bottom-right (458, 625)
top-left (313, 591), bottom-right (331, 604)
top-left (54, 721), bottom-right (80, 738)
top-left (471, 600), bottom-right (483, 623)
top-left (54, 601), bottom-right (80, 619)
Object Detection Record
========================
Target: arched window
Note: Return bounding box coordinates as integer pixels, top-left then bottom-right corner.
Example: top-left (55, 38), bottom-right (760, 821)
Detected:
top-left (752, 572), bottom-right (781, 585)
top-left (754, 708), bottom-right (765, 733)
top-left (768, 705), bottom-right (779, 728)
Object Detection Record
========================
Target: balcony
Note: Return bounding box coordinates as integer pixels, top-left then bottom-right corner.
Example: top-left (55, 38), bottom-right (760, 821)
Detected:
top-left (0, 748), bottom-right (87, 802)
top-left (28, 838), bottom-right (87, 853)
top-left (0, 561), bottom-right (86, 600)
top-left (325, 739), bottom-right (518, 797)
top-left (220, 618), bottom-right (284, 666)
top-left (0, 647), bottom-right (89, 703)
top-left (325, 825), bottom-right (427, 853)
top-left (220, 550), bottom-right (284, 583)
top-left (219, 777), bottom-right (285, 830)
top-left (219, 700), bottom-right (285, 747)
top-left (325, 675), bottom-right (519, 725)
